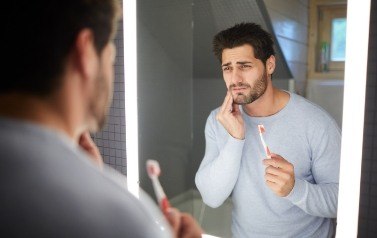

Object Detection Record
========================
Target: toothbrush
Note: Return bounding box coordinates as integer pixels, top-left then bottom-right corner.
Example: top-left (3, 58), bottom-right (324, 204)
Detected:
top-left (258, 124), bottom-right (271, 158)
top-left (146, 159), bottom-right (171, 214)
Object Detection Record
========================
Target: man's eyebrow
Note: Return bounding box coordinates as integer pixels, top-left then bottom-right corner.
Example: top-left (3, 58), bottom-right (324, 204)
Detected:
top-left (221, 61), bottom-right (253, 67)
top-left (221, 62), bottom-right (231, 67)
top-left (236, 61), bottom-right (253, 65)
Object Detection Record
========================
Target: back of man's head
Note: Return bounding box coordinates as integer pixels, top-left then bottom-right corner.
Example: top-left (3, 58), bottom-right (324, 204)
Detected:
top-left (3, 0), bottom-right (120, 97)
top-left (213, 22), bottom-right (275, 64)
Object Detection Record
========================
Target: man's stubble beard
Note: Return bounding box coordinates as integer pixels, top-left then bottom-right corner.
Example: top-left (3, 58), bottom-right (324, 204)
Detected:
top-left (231, 70), bottom-right (268, 105)
top-left (88, 68), bottom-right (113, 133)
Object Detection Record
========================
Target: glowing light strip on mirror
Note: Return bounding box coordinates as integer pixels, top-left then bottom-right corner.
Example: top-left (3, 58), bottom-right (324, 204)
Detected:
top-left (123, 0), bottom-right (139, 198)
top-left (336, 0), bottom-right (371, 237)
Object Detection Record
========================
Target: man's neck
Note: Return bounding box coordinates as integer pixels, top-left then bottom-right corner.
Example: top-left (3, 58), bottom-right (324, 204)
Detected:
top-left (0, 93), bottom-right (77, 140)
top-left (242, 86), bottom-right (290, 117)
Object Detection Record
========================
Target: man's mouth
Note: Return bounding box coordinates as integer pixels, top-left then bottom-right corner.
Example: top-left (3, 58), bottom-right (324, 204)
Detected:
top-left (231, 87), bottom-right (248, 93)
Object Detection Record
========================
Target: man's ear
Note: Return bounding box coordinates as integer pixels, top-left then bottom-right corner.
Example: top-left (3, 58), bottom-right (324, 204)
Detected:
top-left (74, 29), bottom-right (98, 83)
top-left (266, 55), bottom-right (276, 75)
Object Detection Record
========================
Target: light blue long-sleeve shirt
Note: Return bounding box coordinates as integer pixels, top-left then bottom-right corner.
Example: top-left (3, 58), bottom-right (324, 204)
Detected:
top-left (0, 118), bottom-right (173, 238)
top-left (195, 92), bottom-right (341, 238)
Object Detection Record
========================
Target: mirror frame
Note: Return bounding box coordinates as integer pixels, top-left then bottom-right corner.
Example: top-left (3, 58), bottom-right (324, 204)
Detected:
top-left (123, 0), bottom-right (372, 236)
top-left (336, 0), bottom-right (371, 237)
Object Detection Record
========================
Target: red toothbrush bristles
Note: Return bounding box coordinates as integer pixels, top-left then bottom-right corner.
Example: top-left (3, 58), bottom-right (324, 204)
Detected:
top-left (160, 197), bottom-right (171, 215)
top-left (147, 163), bottom-right (160, 177)
top-left (258, 125), bottom-right (265, 133)
top-left (147, 166), bottom-right (154, 175)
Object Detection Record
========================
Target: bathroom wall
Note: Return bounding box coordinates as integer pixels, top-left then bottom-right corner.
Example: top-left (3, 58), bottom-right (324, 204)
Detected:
top-left (306, 79), bottom-right (344, 127)
top-left (92, 12), bottom-right (127, 175)
top-left (137, 0), bottom-right (194, 198)
top-left (264, 0), bottom-right (309, 95)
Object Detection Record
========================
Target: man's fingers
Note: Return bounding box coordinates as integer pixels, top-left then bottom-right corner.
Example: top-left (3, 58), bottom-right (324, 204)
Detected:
top-left (263, 158), bottom-right (283, 169)
top-left (216, 91), bottom-right (245, 139)
top-left (265, 168), bottom-right (292, 184)
top-left (232, 103), bottom-right (240, 113)
top-left (263, 156), bottom-right (292, 171)
top-left (265, 180), bottom-right (281, 191)
top-left (78, 132), bottom-right (92, 148)
top-left (224, 91), bottom-right (234, 113)
top-left (265, 165), bottom-right (282, 176)
top-left (220, 92), bottom-right (232, 113)
top-left (166, 209), bottom-right (202, 238)
top-left (165, 208), bottom-right (181, 236)
top-left (78, 131), bottom-right (103, 168)
top-left (263, 154), bottom-right (295, 197)
top-left (264, 173), bottom-right (282, 184)
top-left (179, 213), bottom-right (203, 238)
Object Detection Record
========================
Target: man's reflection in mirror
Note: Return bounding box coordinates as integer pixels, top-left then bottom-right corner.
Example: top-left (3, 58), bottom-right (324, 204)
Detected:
top-left (195, 22), bottom-right (341, 238)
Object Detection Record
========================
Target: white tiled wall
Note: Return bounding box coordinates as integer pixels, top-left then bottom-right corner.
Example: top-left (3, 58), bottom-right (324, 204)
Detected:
top-left (264, 0), bottom-right (309, 95)
top-left (92, 17), bottom-right (127, 175)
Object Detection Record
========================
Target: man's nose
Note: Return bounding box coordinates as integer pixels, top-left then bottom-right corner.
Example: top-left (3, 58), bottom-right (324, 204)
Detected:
top-left (230, 69), bottom-right (243, 84)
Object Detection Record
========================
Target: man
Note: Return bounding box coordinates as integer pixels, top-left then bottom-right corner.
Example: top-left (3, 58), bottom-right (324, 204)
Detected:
top-left (195, 22), bottom-right (340, 237)
top-left (1, 0), bottom-right (202, 237)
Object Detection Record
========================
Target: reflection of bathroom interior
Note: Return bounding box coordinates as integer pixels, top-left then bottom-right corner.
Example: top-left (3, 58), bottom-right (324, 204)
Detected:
top-left (92, 0), bottom-right (377, 237)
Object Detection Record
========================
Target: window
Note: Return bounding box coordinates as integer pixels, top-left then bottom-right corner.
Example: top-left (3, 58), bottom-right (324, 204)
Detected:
top-left (308, 0), bottom-right (347, 79)
top-left (331, 18), bottom-right (346, 61)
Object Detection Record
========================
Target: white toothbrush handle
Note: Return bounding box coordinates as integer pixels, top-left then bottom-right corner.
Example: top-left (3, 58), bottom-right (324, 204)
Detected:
top-left (259, 133), bottom-right (271, 158)
top-left (151, 177), bottom-right (166, 202)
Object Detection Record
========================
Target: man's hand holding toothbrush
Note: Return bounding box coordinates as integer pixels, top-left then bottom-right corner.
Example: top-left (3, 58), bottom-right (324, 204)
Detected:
top-left (147, 160), bottom-right (203, 238)
top-left (263, 153), bottom-right (295, 197)
top-left (165, 207), bottom-right (203, 238)
top-left (258, 125), bottom-right (295, 197)
top-left (79, 139), bottom-right (203, 238)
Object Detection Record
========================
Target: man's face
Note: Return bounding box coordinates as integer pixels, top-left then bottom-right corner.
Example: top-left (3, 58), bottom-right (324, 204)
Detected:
top-left (221, 44), bottom-right (271, 105)
top-left (89, 42), bottom-right (116, 132)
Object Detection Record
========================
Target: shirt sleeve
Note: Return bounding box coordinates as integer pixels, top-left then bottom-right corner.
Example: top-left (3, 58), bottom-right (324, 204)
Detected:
top-left (195, 111), bottom-right (245, 208)
top-left (285, 117), bottom-right (341, 218)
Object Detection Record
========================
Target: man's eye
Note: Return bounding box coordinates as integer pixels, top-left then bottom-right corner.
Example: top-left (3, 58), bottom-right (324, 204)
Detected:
top-left (222, 67), bottom-right (230, 71)
top-left (241, 65), bottom-right (251, 68)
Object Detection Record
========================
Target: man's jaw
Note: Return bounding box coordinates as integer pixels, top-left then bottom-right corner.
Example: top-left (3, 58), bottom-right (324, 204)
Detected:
top-left (232, 93), bottom-right (248, 105)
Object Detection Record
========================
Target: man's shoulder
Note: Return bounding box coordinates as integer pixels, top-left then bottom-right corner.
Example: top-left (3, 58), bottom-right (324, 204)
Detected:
top-left (289, 93), bottom-right (340, 132)
top-left (207, 106), bottom-right (221, 119)
top-left (291, 93), bottom-right (336, 121)
top-left (204, 107), bottom-right (222, 128)
top-left (0, 120), bottom-right (164, 238)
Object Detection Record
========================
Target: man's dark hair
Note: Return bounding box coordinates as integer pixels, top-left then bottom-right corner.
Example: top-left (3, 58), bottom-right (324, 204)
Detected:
top-left (3, 0), bottom-right (121, 96)
top-left (213, 22), bottom-right (275, 64)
